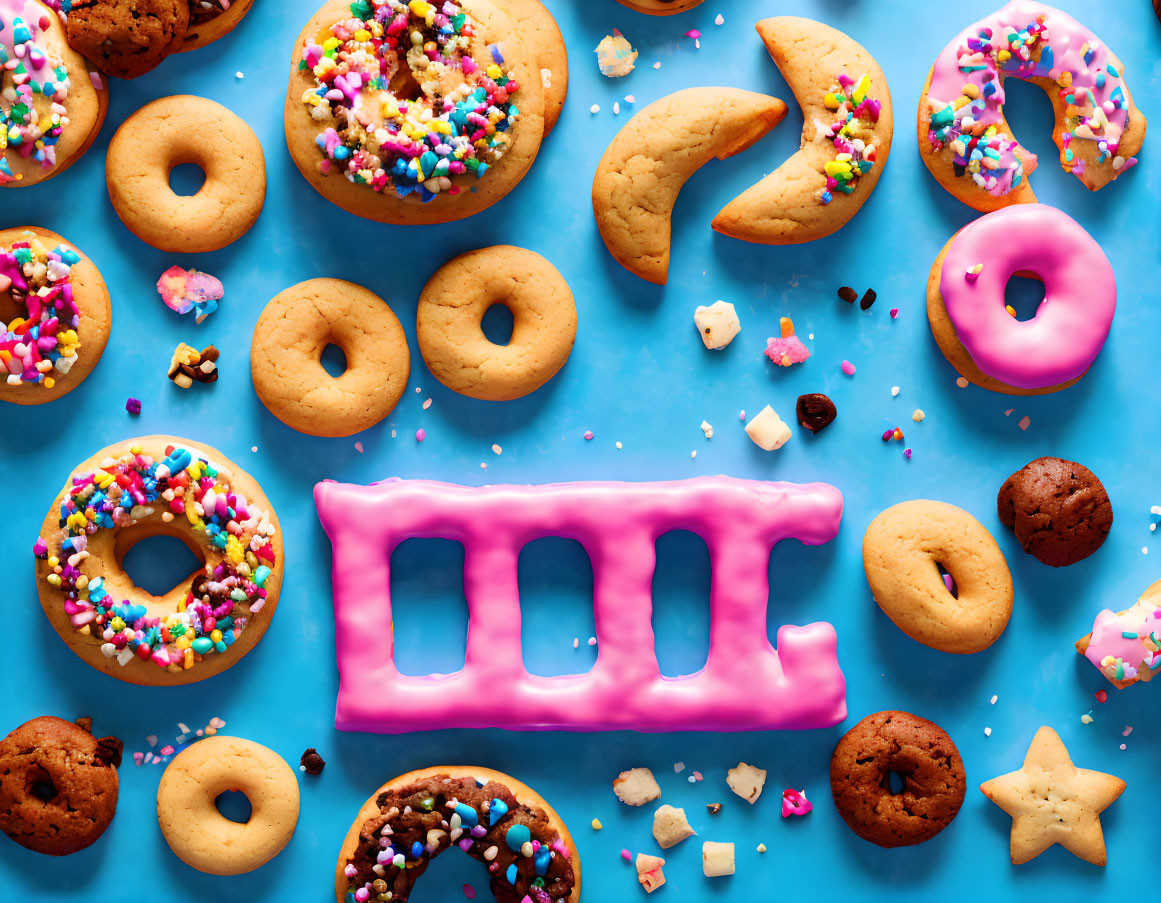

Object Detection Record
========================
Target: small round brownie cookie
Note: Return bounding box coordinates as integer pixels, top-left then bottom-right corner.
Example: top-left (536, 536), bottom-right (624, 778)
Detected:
top-left (0, 716), bottom-right (121, 856)
top-left (830, 711), bottom-right (965, 848)
top-left (417, 246), bottom-right (576, 401)
top-left (178, 0), bottom-right (255, 52)
top-left (998, 457), bottom-right (1112, 567)
top-left (106, 95), bottom-right (266, 253)
top-left (64, 0), bottom-right (190, 80)
top-left (251, 279), bottom-right (410, 437)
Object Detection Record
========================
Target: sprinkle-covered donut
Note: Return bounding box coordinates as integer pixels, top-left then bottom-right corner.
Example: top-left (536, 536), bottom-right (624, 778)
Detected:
top-left (927, 204), bottom-right (1115, 395)
top-left (1076, 578), bottom-right (1161, 689)
top-left (176, 0), bottom-right (255, 53)
top-left (251, 278), bottom-right (411, 437)
top-left (284, 0), bottom-right (545, 224)
top-left (157, 735), bottom-right (299, 875)
top-left (1, 0), bottom-right (108, 187)
top-left (919, 1), bottom-right (1147, 212)
top-left (0, 715), bottom-right (121, 856)
top-left (34, 436), bottom-right (282, 686)
top-left (105, 95), bottom-right (267, 253)
top-left (0, 226), bottom-right (110, 405)
top-left (336, 766), bottom-right (580, 903)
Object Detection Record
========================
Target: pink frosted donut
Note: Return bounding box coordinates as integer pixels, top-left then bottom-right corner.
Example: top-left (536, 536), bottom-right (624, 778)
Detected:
top-left (927, 204), bottom-right (1114, 394)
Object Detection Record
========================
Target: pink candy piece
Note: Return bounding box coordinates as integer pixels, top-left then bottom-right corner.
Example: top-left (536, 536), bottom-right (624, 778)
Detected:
top-left (781, 788), bottom-right (813, 817)
top-left (840, 360), bottom-right (856, 376)
top-left (765, 336), bottom-right (810, 367)
top-left (315, 477), bottom-right (846, 733)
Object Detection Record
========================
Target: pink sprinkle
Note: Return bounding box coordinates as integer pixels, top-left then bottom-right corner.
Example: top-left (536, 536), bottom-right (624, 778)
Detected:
top-left (159, 745), bottom-right (174, 756)
top-left (587, 636), bottom-right (597, 646)
top-left (1018, 416), bottom-right (1030, 431)
top-left (354, 441), bottom-right (364, 453)
top-left (904, 448), bottom-right (912, 459)
top-left (1004, 409), bottom-right (1014, 416)
top-left (1123, 725), bottom-right (1133, 737)
top-left (691, 771), bottom-right (703, 782)
top-left (621, 849), bottom-right (632, 861)
top-left (1095, 690), bottom-right (1107, 703)
top-left (889, 308), bottom-right (899, 319)
top-left (583, 430), bottom-right (594, 441)
top-left (416, 429), bottom-right (426, 442)
top-left (463, 885), bottom-right (476, 900)
top-left (841, 360), bottom-right (856, 376)
top-left (685, 29), bottom-right (701, 38)
top-left (132, 752), bottom-right (144, 766)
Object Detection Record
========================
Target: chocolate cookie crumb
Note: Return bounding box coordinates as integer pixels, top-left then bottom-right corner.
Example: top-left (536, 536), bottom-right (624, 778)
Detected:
top-left (860, 289), bottom-right (877, 310)
top-left (796, 393), bottom-right (837, 433)
top-left (706, 802), bottom-right (722, 814)
top-left (300, 748), bottom-right (326, 775)
top-left (997, 457), bottom-right (1112, 567)
top-left (837, 286), bottom-right (858, 304)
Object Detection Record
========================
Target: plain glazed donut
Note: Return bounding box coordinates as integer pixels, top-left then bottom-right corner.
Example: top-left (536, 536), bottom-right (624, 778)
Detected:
top-left (176, 0), bottom-right (256, 53)
top-left (918, 1), bottom-right (1146, 212)
top-left (1, 0), bottom-right (108, 188)
top-left (863, 500), bottom-right (1013, 654)
top-left (105, 95), bottom-right (266, 252)
top-left (927, 204), bottom-right (1115, 395)
top-left (0, 226), bottom-right (110, 405)
top-left (34, 436), bottom-right (283, 686)
top-left (417, 246), bottom-right (576, 401)
top-left (336, 766), bottom-right (580, 903)
top-left (284, 0), bottom-right (545, 224)
top-left (250, 278), bottom-right (410, 438)
top-left (157, 735), bottom-right (299, 875)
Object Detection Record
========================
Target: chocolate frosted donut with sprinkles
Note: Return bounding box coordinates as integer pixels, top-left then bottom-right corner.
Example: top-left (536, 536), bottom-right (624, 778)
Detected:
top-left (336, 767), bottom-right (580, 903)
top-left (918, 1), bottom-right (1147, 213)
top-left (34, 436), bottom-right (283, 686)
top-left (284, 0), bottom-right (545, 224)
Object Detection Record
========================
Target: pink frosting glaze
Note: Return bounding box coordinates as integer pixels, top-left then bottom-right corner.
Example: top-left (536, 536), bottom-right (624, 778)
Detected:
top-left (314, 476), bottom-right (847, 733)
top-left (1084, 600), bottom-right (1161, 685)
top-left (939, 203), bottom-right (1115, 388)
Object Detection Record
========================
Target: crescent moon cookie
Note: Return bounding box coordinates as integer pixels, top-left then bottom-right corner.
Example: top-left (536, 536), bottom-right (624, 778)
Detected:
top-left (336, 766), bottom-right (580, 903)
top-left (592, 87), bottom-right (788, 284)
top-left (284, 0), bottom-right (546, 225)
top-left (1, 0), bottom-right (108, 188)
top-left (0, 226), bottom-right (110, 405)
top-left (712, 17), bottom-right (894, 245)
top-left (918, 1), bottom-right (1146, 212)
top-left (927, 204), bottom-right (1116, 395)
top-left (34, 436), bottom-right (282, 686)
top-left (863, 500), bottom-right (1013, 654)
top-left (1076, 579), bottom-right (1161, 689)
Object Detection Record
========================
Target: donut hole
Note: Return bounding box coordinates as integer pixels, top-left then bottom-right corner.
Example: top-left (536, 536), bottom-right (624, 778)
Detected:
top-left (168, 162), bottom-right (207, 197)
top-left (389, 65), bottom-right (424, 103)
top-left (28, 769), bottom-right (58, 803)
top-left (519, 537), bottom-right (596, 676)
top-left (480, 303), bottom-right (515, 347)
top-left (651, 531), bottom-right (711, 677)
top-left (319, 342), bottom-right (348, 378)
top-left (1003, 272), bottom-right (1046, 322)
top-left (935, 563), bottom-right (958, 599)
top-left (389, 539), bottom-right (468, 676)
top-left (118, 532), bottom-right (206, 599)
top-left (882, 769), bottom-right (908, 795)
top-left (214, 789), bottom-right (253, 824)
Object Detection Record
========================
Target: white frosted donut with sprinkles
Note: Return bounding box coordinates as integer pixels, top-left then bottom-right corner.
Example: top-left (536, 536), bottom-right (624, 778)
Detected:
top-left (284, 0), bottom-right (545, 224)
top-left (918, 0), bottom-right (1147, 212)
top-left (34, 436), bottom-right (283, 686)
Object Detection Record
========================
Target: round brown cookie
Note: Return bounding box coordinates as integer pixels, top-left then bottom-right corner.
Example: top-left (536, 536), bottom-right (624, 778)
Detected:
top-left (177, 0), bottom-right (255, 52)
top-left (0, 716), bottom-right (121, 856)
top-left (64, 0), bottom-right (190, 80)
top-left (506, 0), bottom-right (568, 134)
top-left (417, 246), bottom-right (576, 401)
top-left (830, 711), bottom-right (965, 848)
top-left (997, 457), bottom-right (1112, 567)
top-left (251, 279), bottom-right (410, 437)
top-left (863, 499), bottom-right (1013, 654)
top-left (157, 736), bottom-right (299, 875)
top-left (616, 0), bottom-right (705, 14)
top-left (106, 95), bottom-right (266, 253)
top-left (0, 227), bottom-right (111, 406)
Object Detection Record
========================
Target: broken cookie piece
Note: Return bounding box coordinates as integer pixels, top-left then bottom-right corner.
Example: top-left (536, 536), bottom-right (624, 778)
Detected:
top-left (702, 841), bottom-right (735, 877)
top-left (635, 853), bottom-right (666, 892)
top-left (652, 804), bottom-right (695, 849)
top-left (613, 767), bottom-right (662, 806)
top-left (745, 405), bottom-right (792, 451)
top-left (694, 300), bottom-right (741, 350)
top-left (168, 342), bottom-right (219, 388)
top-left (726, 762), bottom-right (767, 804)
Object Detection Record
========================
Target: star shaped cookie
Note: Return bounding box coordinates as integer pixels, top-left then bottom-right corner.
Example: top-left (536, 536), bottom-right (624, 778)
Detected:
top-left (980, 726), bottom-right (1125, 866)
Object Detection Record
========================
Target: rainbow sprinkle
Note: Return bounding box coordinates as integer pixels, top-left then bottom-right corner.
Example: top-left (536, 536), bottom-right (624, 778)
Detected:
top-left (34, 442), bottom-right (278, 673)
top-left (816, 72), bottom-right (881, 205)
top-left (299, 0), bottom-right (523, 201)
top-left (1, 234), bottom-right (81, 390)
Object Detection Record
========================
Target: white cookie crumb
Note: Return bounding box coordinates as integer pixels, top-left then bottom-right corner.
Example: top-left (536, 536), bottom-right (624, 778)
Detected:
top-left (492, 444), bottom-right (502, 455)
top-left (984, 726), bottom-right (992, 736)
top-left (614, 768), bottom-right (661, 806)
top-left (653, 805), bottom-right (695, 849)
top-left (590, 104), bottom-right (600, 114)
top-left (912, 409), bottom-right (926, 422)
top-left (726, 762), bottom-right (767, 804)
top-left (714, 13), bottom-right (724, 25)
top-left (700, 420), bottom-right (713, 439)
top-left (745, 406), bottom-right (792, 451)
top-left (693, 300), bottom-right (741, 350)
top-left (702, 841), bottom-right (735, 877)
top-left (891, 386), bottom-right (900, 397)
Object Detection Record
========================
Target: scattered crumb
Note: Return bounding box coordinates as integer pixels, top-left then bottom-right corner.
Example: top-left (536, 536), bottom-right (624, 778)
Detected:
top-left (588, 636), bottom-right (597, 646)
top-left (625, 95), bottom-right (635, 103)
top-left (235, 71), bottom-right (244, 79)
top-left (616, 441), bottom-right (623, 450)
top-left (726, 762), bottom-right (767, 804)
top-left (956, 377), bottom-right (969, 388)
top-left (1120, 743), bottom-right (1127, 750)
top-left (354, 441), bottom-right (364, 453)
top-left (685, 29), bottom-right (701, 49)
top-left (690, 450), bottom-right (697, 460)
top-left (891, 386), bottom-right (900, 397)
top-left (714, 13), bottom-right (724, 25)
top-left (636, 853), bottom-right (666, 893)
top-left (745, 406), bottom-right (792, 451)
top-left (738, 410), bottom-right (745, 421)
top-left (590, 104), bottom-right (600, 114)
top-left (391, 429), bottom-right (397, 438)
top-left (984, 727), bottom-right (992, 737)
top-left (1123, 726), bottom-right (1133, 737)
top-left (702, 842), bottom-right (735, 877)
top-left (694, 300), bottom-right (741, 349)
top-left (415, 387), bottom-right (422, 393)
top-left (673, 762), bottom-right (685, 774)
top-left (1004, 409), bottom-right (1014, 416)
top-left (422, 398), bottom-right (432, 409)
top-left (491, 444), bottom-right (502, 455)
top-left (700, 420), bottom-right (714, 439)
top-left (621, 849), bottom-right (632, 862)
top-left (652, 61), bottom-right (660, 69)
top-left (652, 805), bottom-right (695, 849)
top-left (613, 768), bottom-right (662, 807)
top-left (613, 101), bottom-right (621, 115)
top-left (1082, 713), bottom-right (1094, 724)
top-left (416, 428), bottom-right (426, 442)
top-left (912, 409), bottom-right (925, 422)
top-left (757, 843), bottom-right (767, 853)
top-left (595, 30), bottom-right (637, 77)
top-left (572, 638), bottom-right (579, 649)
top-left (706, 803), bottom-right (722, 814)
top-left (687, 771), bottom-right (703, 783)
top-left (889, 308), bottom-right (899, 318)
top-left (251, 446), bottom-right (258, 453)
top-left (990, 695), bottom-right (998, 704)
top-left (592, 818), bottom-right (602, 830)
top-left (125, 397), bottom-right (141, 415)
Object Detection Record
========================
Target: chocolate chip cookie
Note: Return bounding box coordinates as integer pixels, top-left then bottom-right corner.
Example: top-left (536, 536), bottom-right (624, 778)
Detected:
top-left (997, 457), bottom-right (1112, 567)
top-left (65, 0), bottom-right (190, 79)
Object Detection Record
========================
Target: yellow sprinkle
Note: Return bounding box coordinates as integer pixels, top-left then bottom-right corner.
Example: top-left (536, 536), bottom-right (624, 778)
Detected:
top-left (591, 819), bottom-right (602, 830)
top-left (1005, 305), bottom-right (1017, 318)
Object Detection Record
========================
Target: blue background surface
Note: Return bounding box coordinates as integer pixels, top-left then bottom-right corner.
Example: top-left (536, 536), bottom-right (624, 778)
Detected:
top-left (3, 0), bottom-right (1160, 899)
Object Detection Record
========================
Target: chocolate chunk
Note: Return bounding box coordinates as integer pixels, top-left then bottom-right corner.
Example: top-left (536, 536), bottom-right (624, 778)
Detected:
top-left (96, 736), bottom-right (124, 768)
top-left (300, 748), bottom-right (326, 775)
top-left (796, 393), bottom-right (837, 434)
top-left (706, 803), bottom-right (722, 814)
top-left (859, 289), bottom-right (877, 311)
top-left (837, 286), bottom-right (858, 304)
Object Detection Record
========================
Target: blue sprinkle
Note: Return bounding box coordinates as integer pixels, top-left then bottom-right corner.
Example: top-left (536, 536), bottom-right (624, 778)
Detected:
top-left (488, 798), bottom-right (509, 826)
top-left (506, 864), bottom-right (517, 885)
top-left (454, 802), bottom-right (479, 828)
top-left (505, 824), bottom-right (531, 852)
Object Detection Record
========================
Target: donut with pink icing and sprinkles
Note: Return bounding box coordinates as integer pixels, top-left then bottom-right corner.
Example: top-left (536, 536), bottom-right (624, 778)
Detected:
top-left (284, 0), bottom-right (545, 224)
top-left (34, 436), bottom-right (283, 687)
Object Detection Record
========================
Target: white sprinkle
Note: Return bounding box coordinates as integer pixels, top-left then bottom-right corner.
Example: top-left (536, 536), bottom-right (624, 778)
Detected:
top-left (616, 441), bottom-right (623, 450)
top-left (1120, 743), bottom-right (1127, 750)
top-left (480, 462), bottom-right (487, 469)
top-left (590, 103), bottom-right (600, 114)
top-left (1151, 524), bottom-right (1156, 533)
top-left (625, 95), bottom-right (635, 104)
top-left (739, 410), bottom-right (746, 421)
top-left (492, 444), bottom-right (502, 455)
top-left (652, 61), bottom-right (661, 70)
top-left (700, 420), bottom-right (713, 439)
top-left (251, 446), bottom-right (258, 453)
top-left (756, 843), bottom-right (766, 853)
top-left (415, 387), bottom-right (422, 393)
top-left (587, 637), bottom-right (597, 646)
top-left (807, 333), bottom-right (814, 340)
top-left (714, 13), bottom-right (724, 25)
top-left (687, 775), bottom-right (696, 783)
top-left (613, 102), bottom-right (621, 115)
top-left (423, 398), bottom-right (432, 410)
top-left (690, 450), bottom-right (697, 459)
top-left (236, 71), bottom-right (244, 79)
top-left (391, 429), bottom-right (397, 438)
top-left (984, 727), bottom-right (992, 737)
top-left (990, 695), bottom-right (998, 704)
top-left (890, 386), bottom-right (900, 397)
